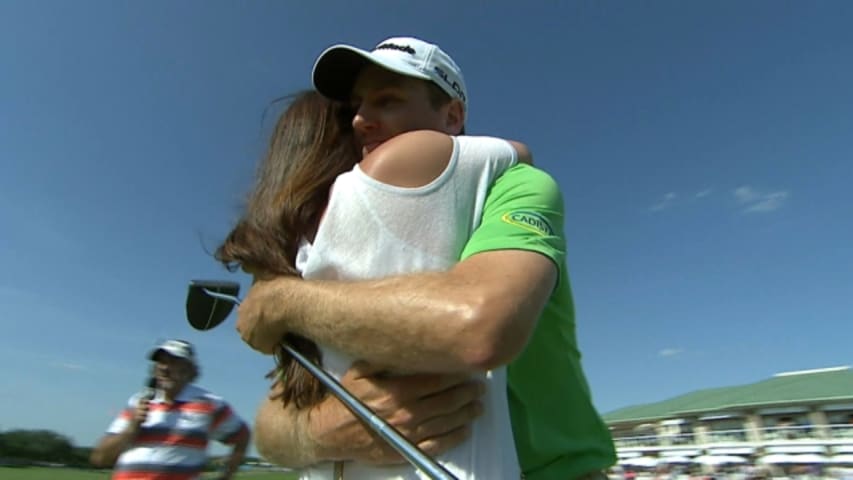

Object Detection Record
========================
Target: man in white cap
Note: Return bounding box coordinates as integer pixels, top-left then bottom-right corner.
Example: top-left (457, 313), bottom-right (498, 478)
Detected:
top-left (91, 339), bottom-right (250, 480)
top-left (311, 36), bottom-right (468, 133)
top-left (240, 36), bottom-right (616, 480)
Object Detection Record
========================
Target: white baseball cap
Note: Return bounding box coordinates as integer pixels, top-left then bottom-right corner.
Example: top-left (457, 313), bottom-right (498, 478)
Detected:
top-left (312, 36), bottom-right (468, 110)
top-left (149, 339), bottom-right (197, 365)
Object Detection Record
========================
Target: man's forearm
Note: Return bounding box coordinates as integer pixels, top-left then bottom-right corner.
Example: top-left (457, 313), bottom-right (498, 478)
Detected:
top-left (254, 395), bottom-right (322, 468)
top-left (253, 369), bottom-right (484, 468)
top-left (237, 250), bottom-right (557, 372)
top-left (222, 430), bottom-right (249, 479)
top-left (241, 250), bottom-right (554, 372)
top-left (90, 426), bottom-right (139, 467)
top-left (261, 271), bottom-right (483, 372)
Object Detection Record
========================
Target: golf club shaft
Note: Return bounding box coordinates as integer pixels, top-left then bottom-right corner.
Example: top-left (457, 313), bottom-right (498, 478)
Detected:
top-left (281, 343), bottom-right (458, 480)
top-left (199, 289), bottom-right (457, 479)
top-left (202, 289), bottom-right (241, 304)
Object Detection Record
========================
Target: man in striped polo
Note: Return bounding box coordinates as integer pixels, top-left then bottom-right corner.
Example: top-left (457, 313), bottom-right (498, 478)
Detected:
top-left (91, 339), bottom-right (250, 480)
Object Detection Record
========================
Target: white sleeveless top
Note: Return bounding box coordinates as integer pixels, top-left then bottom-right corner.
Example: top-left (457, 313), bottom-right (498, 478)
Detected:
top-left (295, 136), bottom-right (521, 480)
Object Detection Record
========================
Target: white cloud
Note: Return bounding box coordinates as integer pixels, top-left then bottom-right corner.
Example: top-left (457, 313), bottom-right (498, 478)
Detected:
top-left (733, 185), bottom-right (789, 213)
top-left (646, 185), bottom-right (787, 214)
top-left (734, 186), bottom-right (760, 204)
top-left (659, 348), bottom-right (684, 357)
top-left (744, 192), bottom-right (789, 213)
top-left (649, 192), bottom-right (677, 212)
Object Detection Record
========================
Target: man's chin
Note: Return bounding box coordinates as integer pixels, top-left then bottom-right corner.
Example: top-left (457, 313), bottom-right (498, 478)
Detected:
top-left (156, 378), bottom-right (175, 389)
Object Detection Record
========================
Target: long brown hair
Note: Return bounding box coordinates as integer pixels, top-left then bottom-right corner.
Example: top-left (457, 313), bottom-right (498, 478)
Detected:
top-left (215, 90), bottom-right (359, 408)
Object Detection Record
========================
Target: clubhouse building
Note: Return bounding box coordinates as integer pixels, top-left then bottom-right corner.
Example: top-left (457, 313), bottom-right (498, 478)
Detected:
top-left (602, 366), bottom-right (853, 468)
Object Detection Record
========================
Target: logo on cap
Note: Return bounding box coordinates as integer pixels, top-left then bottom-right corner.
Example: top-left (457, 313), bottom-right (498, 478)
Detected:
top-left (433, 66), bottom-right (466, 103)
top-left (375, 43), bottom-right (416, 55)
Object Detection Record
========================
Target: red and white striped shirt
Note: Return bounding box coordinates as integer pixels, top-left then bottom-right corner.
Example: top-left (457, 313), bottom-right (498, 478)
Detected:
top-left (106, 384), bottom-right (248, 480)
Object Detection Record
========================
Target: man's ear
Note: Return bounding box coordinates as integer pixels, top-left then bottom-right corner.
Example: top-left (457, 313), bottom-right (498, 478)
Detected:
top-left (444, 99), bottom-right (465, 135)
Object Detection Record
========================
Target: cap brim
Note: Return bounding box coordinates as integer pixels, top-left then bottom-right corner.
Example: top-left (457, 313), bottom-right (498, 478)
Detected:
top-left (148, 347), bottom-right (194, 364)
top-left (312, 45), bottom-right (431, 102)
top-left (148, 347), bottom-right (169, 361)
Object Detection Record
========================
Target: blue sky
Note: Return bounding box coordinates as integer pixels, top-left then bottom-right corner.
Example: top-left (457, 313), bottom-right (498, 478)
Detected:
top-left (1, 1), bottom-right (851, 454)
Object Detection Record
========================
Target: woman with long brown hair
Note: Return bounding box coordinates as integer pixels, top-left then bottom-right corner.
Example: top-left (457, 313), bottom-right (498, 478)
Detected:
top-left (217, 88), bottom-right (529, 478)
top-left (216, 90), bottom-right (358, 408)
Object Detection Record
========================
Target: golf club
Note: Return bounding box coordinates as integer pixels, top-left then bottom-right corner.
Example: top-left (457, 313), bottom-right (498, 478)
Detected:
top-left (185, 279), bottom-right (458, 480)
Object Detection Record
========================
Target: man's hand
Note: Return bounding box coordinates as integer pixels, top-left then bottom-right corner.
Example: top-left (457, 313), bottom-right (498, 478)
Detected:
top-left (237, 278), bottom-right (291, 354)
top-left (130, 397), bottom-right (151, 429)
top-left (309, 362), bottom-right (485, 465)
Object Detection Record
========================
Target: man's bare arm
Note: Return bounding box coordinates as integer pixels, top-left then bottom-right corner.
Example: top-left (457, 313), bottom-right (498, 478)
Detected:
top-left (90, 398), bottom-right (150, 467)
top-left (219, 424), bottom-right (250, 480)
top-left (254, 364), bottom-right (484, 467)
top-left (254, 394), bottom-right (318, 467)
top-left (238, 249), bottom-right (556, 372)
top-left (507, 140), bottom-right (533, 165)
top-left (89, 430), bottom-right (137, 467)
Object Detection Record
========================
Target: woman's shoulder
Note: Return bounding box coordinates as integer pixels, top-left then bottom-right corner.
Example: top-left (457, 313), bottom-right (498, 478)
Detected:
top-left (360, 132), bottom-right (532, 187)
top-left (359, 130), bottom-right (455, 188)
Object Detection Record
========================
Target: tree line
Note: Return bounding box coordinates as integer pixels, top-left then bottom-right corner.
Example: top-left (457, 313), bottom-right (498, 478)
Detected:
top-left (0, 428), bottom-right (264, 469)
top-left (0, 429), bottom-right (92, 467)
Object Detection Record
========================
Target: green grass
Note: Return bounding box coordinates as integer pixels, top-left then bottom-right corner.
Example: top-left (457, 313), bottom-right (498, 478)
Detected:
top-left (0, 466), bottom-right (298, 480)
top-left (0, 468), bottom-right (109, 480)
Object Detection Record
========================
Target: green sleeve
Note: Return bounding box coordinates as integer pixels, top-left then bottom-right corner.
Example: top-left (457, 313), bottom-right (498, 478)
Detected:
top-left (461, 163), bottom-right (566, 271)
top-left (462, 164), bottom-right (617, 478)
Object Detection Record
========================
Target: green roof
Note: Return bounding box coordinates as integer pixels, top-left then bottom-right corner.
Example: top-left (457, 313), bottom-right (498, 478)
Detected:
top-left (603, 367), bottom-right (853, 423)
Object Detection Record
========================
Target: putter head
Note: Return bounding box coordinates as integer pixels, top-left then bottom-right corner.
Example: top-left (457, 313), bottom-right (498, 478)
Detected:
top-left (186, 280), bottom-right (241, 331)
